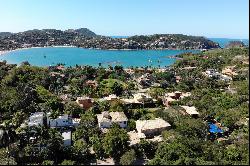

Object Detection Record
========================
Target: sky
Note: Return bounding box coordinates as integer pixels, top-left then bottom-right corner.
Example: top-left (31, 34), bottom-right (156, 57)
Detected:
top-left (0, 0), bottom-right (249, 38)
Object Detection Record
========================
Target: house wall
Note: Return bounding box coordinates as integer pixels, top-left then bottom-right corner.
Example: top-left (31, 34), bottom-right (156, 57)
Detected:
top-left (99, 121), bottom-right (112, 128)
top-left (49, 118), bottom-right (72, 128)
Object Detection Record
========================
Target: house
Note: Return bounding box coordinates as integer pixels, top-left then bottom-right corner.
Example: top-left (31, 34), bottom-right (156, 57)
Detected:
top-left (133, 93), bottom-right (154, 104)
top-left (163, 91), bottom-right (191, 107)
top-left (222, 66), bottom-right (238, 76)
top-left (121, 93), bottom-right (156, 107)
top-left (175, 76), bottom-right (182, 83)
top-left (86, 80), bottom-right (98, 88)
top-left (62, 131), bottom-right (72, 147)
top-left (60, 94), bottom-right (72, 101)
top-left (136, 118), bottom-right (171, 138)
top-left (97, 111), bottom-right (128, 129)
top-left (72, 118), bottom-right (81, 127)
top-left (219, 74), bottom-right (232, 82)
top-left (47, 113), bottom-right (73, 128)
top-left (28, 112), bottom-right (46, 127)
top-left (103, 94), bottom-right (118, 101)
top-left (180, 106), bottom-right (199, 118)
top-left (76, 96), bottom-right (94, 110)
top-left (56, 65), bottom-right (65, 71)
top-left (124, 68), bottom-right (135, 75)
top-left (137, 73), bottom-right (154, 88)
top-left (205, 69), bottom-right (220, 78)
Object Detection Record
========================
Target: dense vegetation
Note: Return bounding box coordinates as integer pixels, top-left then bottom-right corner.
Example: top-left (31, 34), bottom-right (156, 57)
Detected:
top-left (0, 28), bottom-right (220, 51)
top-left (0, 46), bottom-right (248, 165)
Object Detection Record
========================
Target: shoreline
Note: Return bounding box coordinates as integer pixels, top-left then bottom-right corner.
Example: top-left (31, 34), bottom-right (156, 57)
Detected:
top-left (0, 45), bottom-right (78, 56)
top-left (0, 45), bottom-right (202, 56)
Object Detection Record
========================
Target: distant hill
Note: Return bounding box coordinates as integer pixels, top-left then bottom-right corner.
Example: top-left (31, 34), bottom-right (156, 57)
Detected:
top-left (73, 28), bottom-right (97, 37)
top-left (0, 28), bottom-right (220, 50)
top-left (225, 41), bottom-right (246, 48)
top-left (0, 32), bottom-right (12, 38)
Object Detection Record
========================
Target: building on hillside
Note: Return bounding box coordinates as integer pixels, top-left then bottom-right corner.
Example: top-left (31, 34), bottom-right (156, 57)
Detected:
top-left (222, 66), bottom-right (238, 76)
top-left (136, 118), bottom-right (171, 138)
top-left (175, 76), bottom-right (182, 83)
top-left (72, 118), bottom-right (81, 127)
top-left (100, 94), bottom-right (118, 102)
top-left (76, 96), bottom-right (94, 110)
top-left (47, 114), bottom-right (73, 128)
top-left (28, 112), bottom-right (46, 127)
top-left (219, 74), bottom-right (232, 82)
top-left (85, 80), bottom-right (98, 88)
top-left (97, 111), bottom-right (128, 129)
top-left (204, 69), bottom-right (220, 78)
top-left (163, 91), bottom-right (191, 107)
top-left (62, 131), bottom-right (72, 147)
top-left (180, 106), bottom-right (199, 118)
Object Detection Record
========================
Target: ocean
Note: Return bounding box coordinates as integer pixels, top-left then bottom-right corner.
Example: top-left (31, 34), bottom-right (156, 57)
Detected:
top-left (0, 47), bottom-right (199, 67)
top-left (1, 38), bottom-right (248, 67)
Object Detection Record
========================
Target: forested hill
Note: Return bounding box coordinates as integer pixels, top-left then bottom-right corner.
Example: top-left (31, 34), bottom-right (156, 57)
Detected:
top-left (0, 28), bottom-right (220, 50)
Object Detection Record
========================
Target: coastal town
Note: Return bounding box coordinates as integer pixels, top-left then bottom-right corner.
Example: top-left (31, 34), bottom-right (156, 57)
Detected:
top-left (0, 43), bottom-right (248, 165)
top-left (0, 28), bottom-right (220, 51)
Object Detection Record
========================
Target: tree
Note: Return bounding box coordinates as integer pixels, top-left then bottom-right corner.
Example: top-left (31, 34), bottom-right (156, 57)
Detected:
top-left (119, 149), bottom-right (136, 165)
top-left (111, 82), bottom-right (123, 96)
top-left (46, 129), bottom-right (64, 162)
top-left (149, 139), bottom-right (197, 165)
top-left (72, 139), bottom-right (89, 163)
top-left (73, 112), bottom-right (98, 143)
top-left (42, 160), bottom-right (54, 165)
top-left (89, 134), bottom-right (105, 159)
top-left (64, 102), bottom-right (83, 118)
top-left (60, 159), bottom-right (76, 165)
top-left (102, 124), bottom-right (129, 159)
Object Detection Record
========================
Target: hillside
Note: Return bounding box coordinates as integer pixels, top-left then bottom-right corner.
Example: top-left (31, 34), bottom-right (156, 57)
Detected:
top-left (0, 28), bottom-right (220, 50)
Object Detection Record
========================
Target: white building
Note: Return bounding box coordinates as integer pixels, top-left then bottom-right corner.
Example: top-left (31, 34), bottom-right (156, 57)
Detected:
top-left (97, 111), bottom-right (128, 129)
top-left (47, 113), bottom-right (73, 128)
top-left (28, 112), bottom-right (45, 127)
top-left (62, 131), bottom-right (72, 147)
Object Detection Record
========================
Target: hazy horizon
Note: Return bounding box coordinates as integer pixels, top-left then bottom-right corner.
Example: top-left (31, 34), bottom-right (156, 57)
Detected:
top-left (0, 0), bottom-right (249, 39)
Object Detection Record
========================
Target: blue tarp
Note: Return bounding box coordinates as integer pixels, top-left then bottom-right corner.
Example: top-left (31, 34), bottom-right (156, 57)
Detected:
top-left (209, 123), bottom-right (223, 133)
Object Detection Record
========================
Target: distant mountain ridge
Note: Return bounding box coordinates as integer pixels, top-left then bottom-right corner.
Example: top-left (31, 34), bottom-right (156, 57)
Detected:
top-left (0, 28), bottom-right (220, 50)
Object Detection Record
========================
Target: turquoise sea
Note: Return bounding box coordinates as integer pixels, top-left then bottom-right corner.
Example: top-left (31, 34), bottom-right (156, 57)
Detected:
top-left (1, 38), bottom-right (248, 67)
top-left (0, 47), bottom-right (199, 67)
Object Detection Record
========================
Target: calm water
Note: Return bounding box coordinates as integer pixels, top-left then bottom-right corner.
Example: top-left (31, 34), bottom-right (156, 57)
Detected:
top-left (209, 38), bottom-right (249, 48)
top-left (1, 38), bottom-right (248, 67)
top-left (1, 47), bottom-right (199, 67)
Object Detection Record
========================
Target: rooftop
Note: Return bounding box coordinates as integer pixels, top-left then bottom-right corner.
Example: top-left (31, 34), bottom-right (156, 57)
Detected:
top-left (180, 106), bottom-right (199, 115)
top-left (97, 111), bottom-right (128, 123)
top-left (136, 118), bottom-right (171, 131)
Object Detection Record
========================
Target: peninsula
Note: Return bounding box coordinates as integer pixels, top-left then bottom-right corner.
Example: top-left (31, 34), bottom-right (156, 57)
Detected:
top-left (0, 28), bottom-right (220, 51)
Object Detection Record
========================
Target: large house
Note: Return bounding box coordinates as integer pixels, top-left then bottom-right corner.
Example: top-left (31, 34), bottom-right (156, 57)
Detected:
top-left (97, 111), bottom-right (128, 129)
top-left (136, 118), bottom-right (171, 138)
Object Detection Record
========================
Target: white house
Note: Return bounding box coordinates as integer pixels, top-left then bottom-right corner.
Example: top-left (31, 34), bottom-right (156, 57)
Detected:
top-left (28, 112), bottom-right (45, 127)
top-left (97, 111), bottom-right (128, 129)
top-left (62, 131), bottom-right (72, 147)
top-left (47, 113), bottom-right (73, 128)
